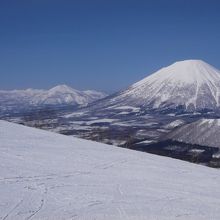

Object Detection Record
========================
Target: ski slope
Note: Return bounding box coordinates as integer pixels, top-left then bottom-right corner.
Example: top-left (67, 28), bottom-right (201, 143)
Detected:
top-left (0, 120), bottom-right (220, 220)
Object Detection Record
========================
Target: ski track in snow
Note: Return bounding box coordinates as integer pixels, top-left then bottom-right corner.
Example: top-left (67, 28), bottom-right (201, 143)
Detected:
top-left (1, 120), bottom-right (220, 219)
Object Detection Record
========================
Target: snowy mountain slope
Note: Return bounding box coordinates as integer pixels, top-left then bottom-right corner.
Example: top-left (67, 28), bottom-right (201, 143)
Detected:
top-left (128, 60), bottom-right (220, 109)
top-left (83, 89), bottom-right (108, 101)
top-left (166, 118), bottom-right (220, 149)
top-left (0, 84), bottom-right (107, 110)
top-left (1, 121), bottom-right (220, 219)
top-left (89, 60), bottom-right (220, 112)
top-left (29, 84), bottom-right (106, 106)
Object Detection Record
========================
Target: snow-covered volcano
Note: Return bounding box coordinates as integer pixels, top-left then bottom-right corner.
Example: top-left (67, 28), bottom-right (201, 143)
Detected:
top-left (107, 60), bottom-right (220, 112)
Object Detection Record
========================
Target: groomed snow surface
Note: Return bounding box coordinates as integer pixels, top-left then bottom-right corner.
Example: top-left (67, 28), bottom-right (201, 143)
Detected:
top-left (0, 121), bottom-right (220, 220)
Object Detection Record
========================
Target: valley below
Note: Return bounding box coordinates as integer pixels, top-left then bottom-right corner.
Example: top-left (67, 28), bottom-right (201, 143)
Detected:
top-left (2, 104), bottom-right (220, 168)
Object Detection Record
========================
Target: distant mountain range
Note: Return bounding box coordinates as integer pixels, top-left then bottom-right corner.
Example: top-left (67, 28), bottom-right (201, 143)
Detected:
top-left (2, 60), bottom-right (220, 114)
top-left (0, 84), bottom-right (107, 111)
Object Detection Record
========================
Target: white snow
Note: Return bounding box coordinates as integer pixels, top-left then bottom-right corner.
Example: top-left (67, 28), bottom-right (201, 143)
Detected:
top-left (167, 118), bottom-right (220, 148)
top-left (117, 111), bottom-right (130, 115)
top-left (0, 84), bottom-right (107, 108)
top-left (83, 90), bottom-right (107, 100)
top-left (113, 106), bottom-right (140, 111)
top-left (107, 105), bottom-right (140, 112)
top-left (1, 120), bottom-right (220, 220)
top-left (213, 152), bottom-right (220, 159)
top-left (137, 140), bottom-right (156, 144)
top-left (189, 149), bottom-right (205, 154)
top-left (85, 118), bottom-right (117, 125)
top-left (112, 122), bottom-right (130, 127)
top-left (113, 60), bottom-right (220, 110)
top-left (165, 119), bottom-right (185, 129)
top-left (63, 111), bottom-right (88, 118)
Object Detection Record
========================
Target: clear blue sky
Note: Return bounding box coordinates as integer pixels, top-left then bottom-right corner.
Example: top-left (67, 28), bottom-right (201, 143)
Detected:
top-left (0, 0), bottom-right (220, 93)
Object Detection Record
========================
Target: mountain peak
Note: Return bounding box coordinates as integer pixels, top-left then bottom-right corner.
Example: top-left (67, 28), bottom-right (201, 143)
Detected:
top-left (173, 59), bottom-right (206, 65)
top-left (49, 84), bottom-right (76, 93)
top-left (168, 59), bottom-right (215, 74)
top-left (150, 59), bottom-right (220, 85)
top-left (108, 60), bottom-right (220, 111)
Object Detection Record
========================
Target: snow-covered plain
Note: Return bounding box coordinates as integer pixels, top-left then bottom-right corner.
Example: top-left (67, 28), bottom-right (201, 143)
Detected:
top-left (1, 120), bottom-right (220, 220)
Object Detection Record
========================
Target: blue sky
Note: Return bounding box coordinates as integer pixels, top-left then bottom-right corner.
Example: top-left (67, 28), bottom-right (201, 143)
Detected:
top-left (0, 0), bottom-right (220, 93)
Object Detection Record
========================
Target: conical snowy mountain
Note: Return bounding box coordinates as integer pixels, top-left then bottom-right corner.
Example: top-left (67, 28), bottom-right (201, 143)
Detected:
top-left (105, 60), bottom-right (220, 112)
top-left (30, 84), bottom-right (106, 106)
top-left (0, 85), bottom-right (107, 111)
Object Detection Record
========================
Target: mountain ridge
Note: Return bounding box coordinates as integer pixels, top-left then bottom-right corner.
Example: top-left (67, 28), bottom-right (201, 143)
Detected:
top-left (0, 84), bottom-right (107, 111)
top-left (165, 118), bottom-right (220, 149)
